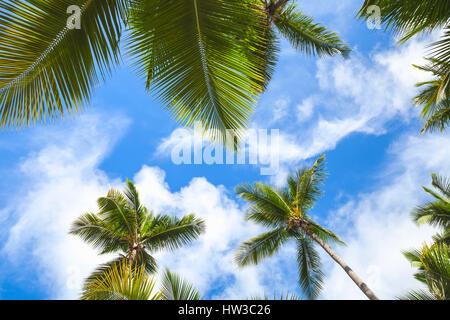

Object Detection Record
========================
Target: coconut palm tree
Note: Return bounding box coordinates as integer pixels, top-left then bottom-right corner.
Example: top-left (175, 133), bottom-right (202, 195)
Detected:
top-left (358, 1), bottom-right (450, 133)
top-left (235, 155), bottom-right (379, 300)
top-left (0, 0), bottom-right (348, 144)
top-left (70, 179), bottom-right (205, 282)
top-left (81, 259), bottom-right (201, 300)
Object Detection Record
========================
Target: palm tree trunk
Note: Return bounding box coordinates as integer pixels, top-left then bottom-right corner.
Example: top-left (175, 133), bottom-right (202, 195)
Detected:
top-left (304, 227), bottom-right (380, 300)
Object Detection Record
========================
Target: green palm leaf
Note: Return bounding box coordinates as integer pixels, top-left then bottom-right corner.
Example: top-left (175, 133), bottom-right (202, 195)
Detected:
top-left (81, 260), bottom-right (163, 300)
top-left (69, 212), bottom-right (127, 254)
top-left (235, 227), bottom-right (290, 267)
top-left (296, 234), bottom-right (323, 300)
top-left (126, 0), bottom-right (268, 144)
top-left (160, 268), bottom-right (201, 300)
top-left (274, 3), bottom-right (350, 58)
top-left (0, 0), bottom-right (126, 128)
top-left (358, 0), bottom-right (450, 42)
top-left (142, 214), bottom-right (205, 252)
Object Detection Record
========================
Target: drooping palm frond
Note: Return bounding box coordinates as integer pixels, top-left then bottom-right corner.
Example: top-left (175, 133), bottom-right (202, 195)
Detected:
top-left (126, 0), bottom-right (268, 144)
top-left (295, 234), bottom-right (324, 300)
top-left (0, 0), bottom-right (126, 128)
top-left (160, 268), bottom-right (201, 300)
top-left (81, 260), bottom-right (163, 300)
top-left (274, 3), bottom-right (350, 58)
top-left (308, 220), bottom-right (346, 246)
top-left (235, 227), bottom-right (289, 267)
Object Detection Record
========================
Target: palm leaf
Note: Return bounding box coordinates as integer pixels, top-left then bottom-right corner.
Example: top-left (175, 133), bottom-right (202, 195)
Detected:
top-left (160, 268), bottom-right (201, 300)
top-left (295, 234), bottom-right (324, 300)
top-left (126, 0), bottom-right (268, 144)
top-left (274, 3), bottom-right (350, 58)
top-left (142, 214), bottom-right (205, 252)
top-left (236, 183), bottom-right (291, 228)
top-left (0, 0), bottom-right (126, 128)
top-left (291, 154), bottom-right (327, 215)
top-left (69, 212), bottom-right (127, 254)
top-left (81, 259), bottom-right (163, 300)
top-left (235, 227), bottom-right (290, 267)
top-left (358, 0), bottom-right (450, 43)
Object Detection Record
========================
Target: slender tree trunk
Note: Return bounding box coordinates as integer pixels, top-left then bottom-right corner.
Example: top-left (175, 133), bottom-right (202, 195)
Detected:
top-left (304, 227), bottom-right (380, 300)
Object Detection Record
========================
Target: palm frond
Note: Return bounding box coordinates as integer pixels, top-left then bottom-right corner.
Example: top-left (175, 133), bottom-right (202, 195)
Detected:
top-left (274, 3), bottom-right (350, 58)
top-left (126, 0), bottom-right (268, 144)
top-left (290, 154), bottom-right (327, 215)
top-left (160, 268), bottom-right (201, 300)
top-left (142, 214), bottom-right (205, 252)
top-left (236, 183), bottom-right (290, 228)
top-left (123, 179), bottom-right (147, 229)
top-left (235, 227), bottom-right (290, 267)
top-left (296, 234), bottom-right (324, 300)
top-left (398, 289), bottom-right (437, 300)
top-left (81, 259), bottom-right (163, 300)
top-left (97, 189), bottom-right (138, 238)
top-left (358, 0), bottom-right (450, 42)
top-left (308, 220), bottom-right (346, 246)
top-left (249, 291), bottom-right (302, 300)
top-left (403, 243), bottom-right (450, 300)
top-left (0, 0), bottom-right (126, 128)
top-left (431, 173), bottom-right (450, 199)
top-left (69, 213), bottom-right (126, 254)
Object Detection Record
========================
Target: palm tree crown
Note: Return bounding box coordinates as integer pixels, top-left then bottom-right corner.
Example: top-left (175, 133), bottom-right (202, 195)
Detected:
top-left (70, 179), bottom-right (205, 279)
top-left (235, 155), bottom-right (379, 299)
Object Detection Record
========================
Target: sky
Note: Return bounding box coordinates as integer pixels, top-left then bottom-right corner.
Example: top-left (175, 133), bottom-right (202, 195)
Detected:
top-left (0, 0), bottom-right (448, 300)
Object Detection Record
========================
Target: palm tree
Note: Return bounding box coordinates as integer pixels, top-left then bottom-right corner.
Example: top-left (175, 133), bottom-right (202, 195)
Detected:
top-left (81, 259), bottom-right (201, 300)
top-left (402, 243), bottom-right (450, 300)
top-left (0, 0), bottom-right (348, 144)
top-left (70, 179), bottom-right (205, 282)
top-left (235, 155), bottom-right (379, 300)
top-left (358, 1), bottom-right (450, 133)
top-left (401, 173), bottom-right (450, 300)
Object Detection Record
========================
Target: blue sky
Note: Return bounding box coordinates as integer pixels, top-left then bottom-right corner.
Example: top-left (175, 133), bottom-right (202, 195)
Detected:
top-left (0, 0), bottom-right (449, 300)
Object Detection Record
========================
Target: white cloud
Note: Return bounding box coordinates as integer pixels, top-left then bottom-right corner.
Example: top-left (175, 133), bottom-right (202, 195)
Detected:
top-left (1, 113), bottom-right (129, 299)
top-left (321, 132), bottom-right (450, 299)
top-left (296, 97), bottom-right (315, 123)
top-left (0, 114), bottom-right (298, 299)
